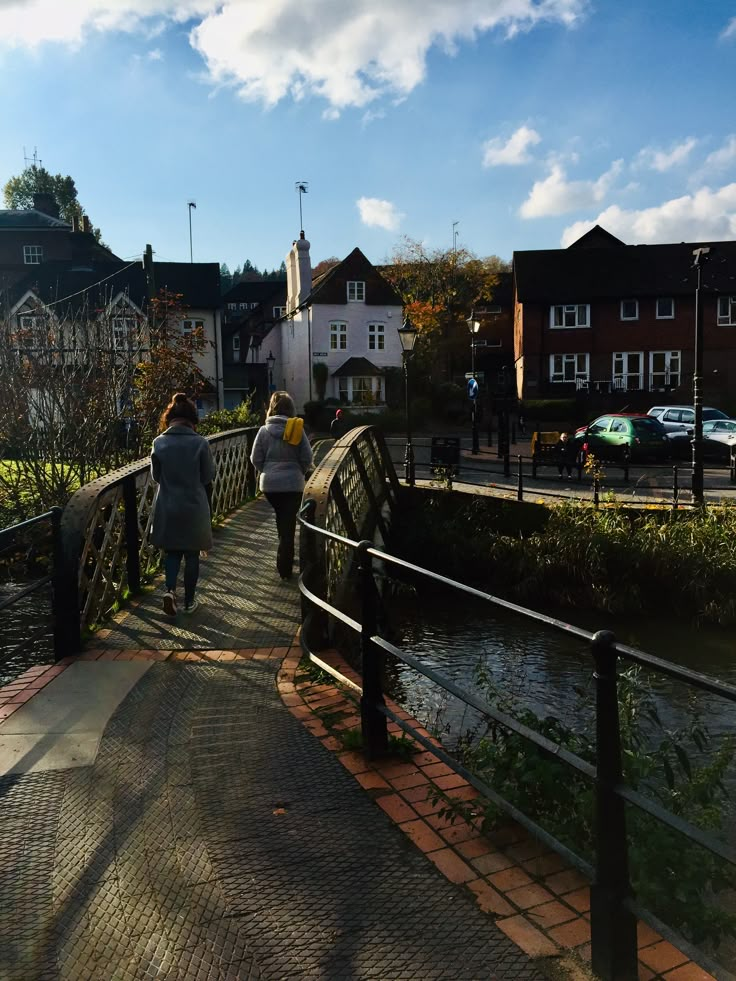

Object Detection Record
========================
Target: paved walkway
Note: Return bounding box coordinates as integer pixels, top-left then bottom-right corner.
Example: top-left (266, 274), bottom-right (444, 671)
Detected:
top-left (0, 500), bottom-right (542, 980)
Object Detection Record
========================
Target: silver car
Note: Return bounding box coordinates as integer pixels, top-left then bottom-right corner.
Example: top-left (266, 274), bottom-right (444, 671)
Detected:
top-left (647, 405), bottom-right (729, 434)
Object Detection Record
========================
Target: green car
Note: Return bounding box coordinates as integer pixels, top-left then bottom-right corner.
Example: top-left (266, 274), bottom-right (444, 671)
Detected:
top-left (574, 413), bottom-right (670, 462)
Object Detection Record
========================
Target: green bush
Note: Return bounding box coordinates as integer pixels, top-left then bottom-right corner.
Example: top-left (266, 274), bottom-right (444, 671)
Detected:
top-left (197, 398), bottom-right (260, 436)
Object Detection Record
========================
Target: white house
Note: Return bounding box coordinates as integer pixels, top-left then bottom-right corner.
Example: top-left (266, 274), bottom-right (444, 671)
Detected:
top-left (273, 234), bottom-right (405, 411)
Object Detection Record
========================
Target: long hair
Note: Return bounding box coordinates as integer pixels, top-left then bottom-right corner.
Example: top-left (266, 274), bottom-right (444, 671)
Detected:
top-left (267, 391), bottom-right (295, 418)
top-left (159, 392), bottom-right (198, 432)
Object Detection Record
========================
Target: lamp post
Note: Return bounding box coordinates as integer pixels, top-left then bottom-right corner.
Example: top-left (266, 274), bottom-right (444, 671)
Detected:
top-left (466, 313), bottom-right (481, 455)
top-left (266, 350), bottom-right (275, 393)
top-left (397, 317), bottom-right (418, 486)
top-left (691, 246), bottom-right (711, 506)
top-left (187, 201), bottom-right (196, 263)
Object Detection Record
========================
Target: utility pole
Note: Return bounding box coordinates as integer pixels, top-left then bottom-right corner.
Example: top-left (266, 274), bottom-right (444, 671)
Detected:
top-left (188, 201), bottom-right (196, 263)
top-left (691, 246), bottom-right (712, 506)
top-left (295, 181), bottom-right (309, 234)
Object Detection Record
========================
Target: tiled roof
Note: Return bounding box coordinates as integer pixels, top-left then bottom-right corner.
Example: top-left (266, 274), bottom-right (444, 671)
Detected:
top-left (0, 208), bottom-right (70, 230)
top-left (513, 233), bottom-right (736, 302)
top-left (223, 280), bottom-right (286, 303)
top-left (332, 356), bottom-right (381, 376)
top-left (309, 248), bottom-right (403, 307)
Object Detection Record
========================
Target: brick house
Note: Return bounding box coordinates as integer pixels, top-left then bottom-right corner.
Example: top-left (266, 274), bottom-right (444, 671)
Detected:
top-left (512, 226), bottom-right (736, 403)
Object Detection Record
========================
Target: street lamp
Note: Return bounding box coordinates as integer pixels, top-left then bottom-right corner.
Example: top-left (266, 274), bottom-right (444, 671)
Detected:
top-left (466, 313), bottom-right (481, 455)
top-left (397, 317), bottom-right (419, 486)
top-left (187, 201), bottom-right (196, 263)
top-left (692, 246), bottom-right (712, 506)
top-left (266, 350), bottom-right (275, 393)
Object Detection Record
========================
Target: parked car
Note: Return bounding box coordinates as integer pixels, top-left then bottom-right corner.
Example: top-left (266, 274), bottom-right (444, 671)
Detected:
top-left (647, 405), bottom-right (729, 434)
top-left (574, 413), bottom-right (670, 462)
top-left (702, 419), bottom-right (736, 461)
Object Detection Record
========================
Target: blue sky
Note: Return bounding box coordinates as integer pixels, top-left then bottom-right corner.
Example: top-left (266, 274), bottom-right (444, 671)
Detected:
top-left (1, 1), bottom-right (734, 272)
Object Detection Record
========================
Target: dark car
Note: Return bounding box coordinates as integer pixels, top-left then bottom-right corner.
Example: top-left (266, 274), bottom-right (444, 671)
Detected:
top-left (574, 413), bottom-right (670, 462)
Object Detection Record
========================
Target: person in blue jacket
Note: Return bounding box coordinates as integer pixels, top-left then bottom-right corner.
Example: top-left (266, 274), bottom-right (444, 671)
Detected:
top-left (150, 393), bottom-right (216, 616)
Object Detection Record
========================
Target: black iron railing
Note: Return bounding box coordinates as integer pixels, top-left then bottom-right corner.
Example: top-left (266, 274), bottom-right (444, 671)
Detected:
top-left (298, 500), bottom-right (736, 981)
top-left (0, 508), bottom-right (62, 670)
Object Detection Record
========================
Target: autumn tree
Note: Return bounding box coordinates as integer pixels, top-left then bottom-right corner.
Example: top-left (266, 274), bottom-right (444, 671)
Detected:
top-left (313, 257), bottom-right (341, 278)
top-left (3, 164), bottom-right (103, 241)
top-left (381, 237), bottom-right (504, 387)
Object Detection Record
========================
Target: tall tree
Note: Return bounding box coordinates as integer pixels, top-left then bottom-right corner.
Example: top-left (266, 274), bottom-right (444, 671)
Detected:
top-left (381, 237), bottom-right (502, 386)
top-left (3, 164), bottom-right (103, 240)
top-left (220, 263), bottom-right (233, 294)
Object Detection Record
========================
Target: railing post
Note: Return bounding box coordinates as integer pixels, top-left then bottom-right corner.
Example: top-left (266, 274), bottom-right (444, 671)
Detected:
top-left (590, 630), bottom-right (638, 981)
top-left (122, 474), bottom-right (141, 596)
top-left (531, 453), bottom-right (537, 479)
top-left (593, 475), bottom-right (600, 510)
top-left (357, 540), bottom-right (388, 760)
top-left (672, 465), bottom-right (679, 510)
top-left (517, 456), bottom-right (523, 501)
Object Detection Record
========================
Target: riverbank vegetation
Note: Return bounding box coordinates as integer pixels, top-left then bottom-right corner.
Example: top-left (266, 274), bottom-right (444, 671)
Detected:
top-left (394, 493), bottom-right (736, 625)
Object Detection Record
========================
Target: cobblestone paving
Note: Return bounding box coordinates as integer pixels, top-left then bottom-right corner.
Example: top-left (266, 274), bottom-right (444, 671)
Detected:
top-left (0, 661), bottom-right (543, 980)
top-left (99, 499), bottom-right (300, 651)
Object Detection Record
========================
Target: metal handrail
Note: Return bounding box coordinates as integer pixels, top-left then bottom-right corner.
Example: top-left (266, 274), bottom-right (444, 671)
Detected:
top-left (297, 498), bottom-right (736, 981)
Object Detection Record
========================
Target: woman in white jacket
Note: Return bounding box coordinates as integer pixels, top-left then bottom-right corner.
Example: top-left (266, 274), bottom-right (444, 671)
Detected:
top-left (250, 391), bottom-right (313, 580)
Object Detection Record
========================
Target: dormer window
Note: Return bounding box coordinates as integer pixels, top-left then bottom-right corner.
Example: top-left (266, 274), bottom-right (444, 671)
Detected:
top-left (23, 245), bottom-right (43, 264)
top-left (347, 281), bottom-right (365, 302)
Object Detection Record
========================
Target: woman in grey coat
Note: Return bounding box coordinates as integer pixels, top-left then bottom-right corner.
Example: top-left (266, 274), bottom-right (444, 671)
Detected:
top-left (250, 391), bottom-right (313, 580)
top-left (151, 393), bottom-right (216, 615)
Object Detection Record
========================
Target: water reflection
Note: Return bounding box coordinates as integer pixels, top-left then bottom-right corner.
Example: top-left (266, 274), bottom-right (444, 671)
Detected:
top-left (0, 583), bottom-right (54, 686)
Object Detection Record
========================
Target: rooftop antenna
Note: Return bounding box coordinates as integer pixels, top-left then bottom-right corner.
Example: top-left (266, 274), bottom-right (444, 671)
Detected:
top-left (452, 220), bottom-right (459, 255)
top-left (23, 146), bottom-right (42, 169)
top-left (295, 181), bottom-right (309, 235)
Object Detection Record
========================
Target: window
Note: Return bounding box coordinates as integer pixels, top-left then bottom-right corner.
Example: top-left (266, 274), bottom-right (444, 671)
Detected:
top-left (550, 353), bottom-right (589, 383)
top-left (112, 317), bottom-right (137, 351)
top-left (339, 378), bottom-right (349, 402)
top-left (330, 321), bottom-right (347, 351)
top-left (23, 245), bottom-right (43, 265)
top-left (550, 304), bottom-right (590, 329)
top-left (273, 306), bottom-right (287, 319)
top-left (368, 323), bottom-right (384, 350)
top-left (352, 377), bottom-right (373, 404)
top-left (612, 351), bottom-right (643, 390)
top-left (232, 334), bottom-right (241, 355)
top-left (620, 299), bottom-right (638, 321)
top-left (347, 281), bottom-right (365, 302)
top-left (650, 350), bottom-right (680, 390)
top-left (656, 297), bottom-right (674, 319)
top-left (182, 319), bottom-right (204, 335)
top-left (717, 296), bottom-right (736, 326)
top-left (610, 419), bottom-right (628, 433)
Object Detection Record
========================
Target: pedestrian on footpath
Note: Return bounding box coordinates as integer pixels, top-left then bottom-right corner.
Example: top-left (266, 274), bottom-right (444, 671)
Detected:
top-left (330, 408), bottom-right (346, 439)
top-left (150, 393), bottom-right (216, 616)
top-left (251, 391), bottom-right (314, 581)
top-left (555, 432), bottom-right (576, 479)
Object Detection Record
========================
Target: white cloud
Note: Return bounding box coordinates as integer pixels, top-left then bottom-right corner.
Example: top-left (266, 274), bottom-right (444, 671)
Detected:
top-left (561, 183), bottom-right (736, 246)
top-left (519, 160), bottom-right (623, 218)
top-left (357, 197), bottom-right (404, 231)
top-left (720, 17), bottom-right (736, 40)
top-left (636, 137), bottom-right (698, 172)
top-left (704, 135), bottom-right (736, 172)
top-left (147, 47), bottom-right (164, 60)
top-left (482, 125), bottom-right (541, 167)
top-left (0, 0), bottom-right (588, 110)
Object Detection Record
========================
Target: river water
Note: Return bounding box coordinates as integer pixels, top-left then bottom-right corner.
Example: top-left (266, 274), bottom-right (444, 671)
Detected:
top-left (0, 584), bottom-right (54, 687)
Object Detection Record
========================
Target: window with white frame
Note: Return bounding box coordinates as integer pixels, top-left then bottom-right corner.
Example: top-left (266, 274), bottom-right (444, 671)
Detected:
top-left (23, 245), bottom-right (43, 265)
top-left (112, 317), bottom-right (137, 351)
top-left (232, 334), bottom-right (241, 356)
top-left (650, 350), bottom-right (680, 390)
top-left (656, 297), bottom-right (674, 319)
top-left (347, 281), bottom-right (365, 302)
top-left (550, 353), bottom-right (589, 383)
top-left (368, 323), bottom-right (384, 350)
top-left (182, 319), bottom-right (204, 335)
top-left (273, 306), bottom-right (287, 319)
top-left (550, 304), bottom-right (590, 329)
top-left (339, 375), bottom-right (384, 404)
top-left (717, 295), bottom-right (736, 326)
top-left (612, 351), bottom-right (643, 390)
top-left (330, 321), bottom-right (347, 351)
top-left (620, 299), bottom-right (639, 321)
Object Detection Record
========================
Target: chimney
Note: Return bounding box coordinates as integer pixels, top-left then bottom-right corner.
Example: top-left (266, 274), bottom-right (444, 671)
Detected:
top-left (294, 233), bottom-right (312, 307)
top-left (32, 192), bottom-right (60, 219)
top-left (71, 216), bottom-right (80, 233)
top-left (81, 216), bottom-right (91, 234)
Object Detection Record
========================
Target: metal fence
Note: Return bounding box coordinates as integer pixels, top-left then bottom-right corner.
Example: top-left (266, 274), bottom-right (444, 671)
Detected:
top-left (55, 426), bottom-right (258, 656)
top-left (297, 500), bottom-right (736, 981)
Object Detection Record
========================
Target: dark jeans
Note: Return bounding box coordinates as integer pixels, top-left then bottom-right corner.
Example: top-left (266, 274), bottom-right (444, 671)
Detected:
top-left (265, 492), bottom-right (302, 578)
top-left (164, 550), bottom-right (200, 604)
top-left (558, 463), bottom-right (573, 476)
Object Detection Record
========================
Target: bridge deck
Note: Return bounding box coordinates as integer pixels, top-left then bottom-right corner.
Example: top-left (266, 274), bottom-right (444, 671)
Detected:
top-left (0, 500), bottom-right (542, 980)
